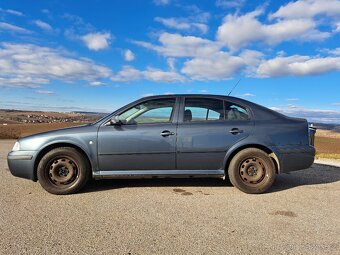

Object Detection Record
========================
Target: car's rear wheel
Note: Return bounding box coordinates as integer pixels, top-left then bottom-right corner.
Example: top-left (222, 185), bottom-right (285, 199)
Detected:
top-left (228, 148), bottom-right (276, 194)
top-left (37, 147), bottom-right (90, 195)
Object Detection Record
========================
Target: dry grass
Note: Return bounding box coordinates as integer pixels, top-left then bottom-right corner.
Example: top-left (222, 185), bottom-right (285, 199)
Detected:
top-left (314, 136), bottom-right (340, 154)
top-left (0, 123), bottom-right (87, 139)
top-left (315, 130), bottom-right (340, 139)
top-left (315, 154), bottom-right (340, 160)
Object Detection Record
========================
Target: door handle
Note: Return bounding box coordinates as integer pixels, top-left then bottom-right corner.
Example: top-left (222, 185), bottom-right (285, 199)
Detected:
top-left (160, 130), bottom-right (175, 137)
top-left (229, 128), bottom-right (243, 135)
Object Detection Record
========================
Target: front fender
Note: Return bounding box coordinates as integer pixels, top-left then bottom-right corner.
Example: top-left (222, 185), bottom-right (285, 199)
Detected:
top-left (34, 135), bottom-right (98, 174)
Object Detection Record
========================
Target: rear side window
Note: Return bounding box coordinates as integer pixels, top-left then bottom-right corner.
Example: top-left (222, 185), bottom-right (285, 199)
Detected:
top-left (184, 98), bottom-right (224, 122)
top-left (225, 101), bottom-right (250, 120)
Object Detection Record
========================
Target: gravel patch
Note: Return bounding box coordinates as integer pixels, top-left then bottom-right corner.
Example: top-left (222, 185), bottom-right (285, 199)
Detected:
top-left (1, 140), bottom-right (339, 254)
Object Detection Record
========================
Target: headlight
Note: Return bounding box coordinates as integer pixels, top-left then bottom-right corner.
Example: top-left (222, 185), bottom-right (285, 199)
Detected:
top-left (12, 141), bottom-right (20, 151)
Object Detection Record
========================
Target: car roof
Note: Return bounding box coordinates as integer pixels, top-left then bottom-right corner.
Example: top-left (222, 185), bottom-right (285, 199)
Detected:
top-left (140, 94), bottom-right (252, 105)
top-left (141, 94), bottom-right (242, 100)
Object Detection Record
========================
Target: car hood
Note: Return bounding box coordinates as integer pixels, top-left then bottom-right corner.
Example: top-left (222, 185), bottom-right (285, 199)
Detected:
top-left (19, 124), bottom-right (91, 140)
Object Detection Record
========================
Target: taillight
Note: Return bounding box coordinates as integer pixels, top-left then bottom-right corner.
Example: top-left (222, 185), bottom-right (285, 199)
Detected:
top-left (309, 125), bottom-right (316, 146)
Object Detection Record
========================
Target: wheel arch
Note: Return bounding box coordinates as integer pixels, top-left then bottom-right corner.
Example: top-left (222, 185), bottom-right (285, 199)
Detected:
top-left (223, 144), bottom-right (280, 174)
top-left (33, 142), bottom-right (93, 181)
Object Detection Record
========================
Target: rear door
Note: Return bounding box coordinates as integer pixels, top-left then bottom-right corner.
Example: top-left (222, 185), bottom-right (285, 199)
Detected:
top-left (176, 97), bottom-right (254, 170)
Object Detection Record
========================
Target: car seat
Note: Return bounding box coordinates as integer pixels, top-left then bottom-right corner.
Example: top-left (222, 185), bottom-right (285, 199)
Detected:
top-left (184, 109), bottom-right (192, 122)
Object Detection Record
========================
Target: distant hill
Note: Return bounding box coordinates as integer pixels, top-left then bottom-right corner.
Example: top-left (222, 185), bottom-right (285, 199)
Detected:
top-left (0, 109), bottom-right (105, 124)
top-left (71, 111), bottom-right (108, 115)
top-left (311, 123), bottom-right (340, 133)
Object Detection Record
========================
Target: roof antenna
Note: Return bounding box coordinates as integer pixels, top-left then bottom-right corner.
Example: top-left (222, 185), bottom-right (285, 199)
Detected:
top-left (228, 78), bottom-right (241, 96)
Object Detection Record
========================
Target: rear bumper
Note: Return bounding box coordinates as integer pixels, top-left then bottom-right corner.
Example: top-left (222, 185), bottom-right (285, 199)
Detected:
top-left (277, 145), bottom-right (315, 173)
top-left (7, 151), bottom-right (38, 181)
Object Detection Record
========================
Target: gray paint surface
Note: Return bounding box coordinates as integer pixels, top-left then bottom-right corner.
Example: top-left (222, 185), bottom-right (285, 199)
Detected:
top-left (7, 94), bottom-right (315, 180)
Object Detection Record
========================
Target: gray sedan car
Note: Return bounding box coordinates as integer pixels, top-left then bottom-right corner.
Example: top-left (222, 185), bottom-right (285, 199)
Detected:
top-left (8, 94), bottom-right (315, 194)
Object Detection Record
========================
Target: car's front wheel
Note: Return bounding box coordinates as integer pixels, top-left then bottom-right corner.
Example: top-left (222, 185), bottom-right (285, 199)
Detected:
top-left (37, 147), bottom-right (90, 195)
top-left (228, 148), bottom-right (276, 194)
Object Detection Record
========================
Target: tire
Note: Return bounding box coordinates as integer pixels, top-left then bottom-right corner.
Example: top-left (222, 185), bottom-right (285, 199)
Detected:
top-left (37, 147), bottom-right (90, 195)
top-left (228, 148), bottom-right (276, 194)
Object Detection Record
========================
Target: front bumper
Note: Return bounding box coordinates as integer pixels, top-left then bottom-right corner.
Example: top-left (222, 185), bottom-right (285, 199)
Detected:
top-left (7, 151), bottom-right (38, 181)
top-left (277, 145), bottom-right (315, 173)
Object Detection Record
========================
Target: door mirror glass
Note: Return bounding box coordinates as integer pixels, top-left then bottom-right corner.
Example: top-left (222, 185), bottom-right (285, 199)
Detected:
top-left (110, 116), bottom-right (126, 125)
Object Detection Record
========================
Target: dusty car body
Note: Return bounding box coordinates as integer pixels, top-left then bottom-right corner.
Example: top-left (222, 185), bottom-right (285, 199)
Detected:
top-left (7, 94), bottom-right (315, 194)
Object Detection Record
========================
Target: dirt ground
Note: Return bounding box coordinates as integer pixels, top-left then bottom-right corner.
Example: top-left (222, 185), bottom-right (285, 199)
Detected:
top-left (315, 136), bottom-right (340, 154)
top-left (0, 140), bottom-right (339, 254)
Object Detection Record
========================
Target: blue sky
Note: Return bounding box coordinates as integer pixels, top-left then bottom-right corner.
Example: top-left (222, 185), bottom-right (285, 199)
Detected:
top-left (0, 0), bottom-right (340, 123)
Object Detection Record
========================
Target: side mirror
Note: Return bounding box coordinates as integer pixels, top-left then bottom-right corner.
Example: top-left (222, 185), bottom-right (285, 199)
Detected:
top-left (110, 116), bottom-right (123, 125)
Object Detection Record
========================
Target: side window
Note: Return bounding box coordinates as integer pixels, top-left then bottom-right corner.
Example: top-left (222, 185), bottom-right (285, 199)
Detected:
top-left (225, 101), bottom-right (250, 120)
top-left (184, 98), bottom-right (224, 122)
top-left (119, 98), bottom-right (176, 124)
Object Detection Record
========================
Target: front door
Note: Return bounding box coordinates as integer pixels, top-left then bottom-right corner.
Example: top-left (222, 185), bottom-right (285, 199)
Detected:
top-left (176, 97), bottom-right (254, 170)
top-left (97, 97), bottom-right (178, 171)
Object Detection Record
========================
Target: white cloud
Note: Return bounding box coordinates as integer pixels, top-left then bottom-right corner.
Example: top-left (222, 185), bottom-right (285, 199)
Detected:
top-left (332, 103), bottom-right (340, 106)
top-left (42, 9), bottom-right (50, 14)
top-left (124, 49), bottom-right (135, 61)
top-left (0, 100), bottom-right (109, 113)
top-left (144, 67), bottom-right (186, 82)
top-left (81, 32), bottom-right (112, 51)
top-left (216, 0), bottom-right (245, 9)
top-left (135, 32), bottom-right (219, 58)
top-left (335, 22), bottom-right (340, 32)
top-left (217, 10), bottom-right (329, 50)
top-left (2, 9), bottom-right (24, 16)
top-left (181, 52), bottom-right (244, 80)
top-left (0, 22), bottom-right (31, 34)
top-left (199, 89), bottom-right (209, 93)
top-left (181, 49), bottom-right (263, 80)
top-left (239, 49), bottom-right (264, 74)
top-left (271, 106), bottom-right (340, 124)
top-left (320, 47), bottom-right (340, 56)
top-left (35, 90), bottom-right (55, 95)
top-left (111, 66), bottom-right (142, 82)
top-left (0, 43), bottom-right (112, 88)
top-left (141, 93), bottom-right (154, 97)
top-left (287, 104), bottom-right (298, 108)
top-left (90, 81), bottom-right (105, 86)
top-left (33, 20), bottom-right (52, 31)
top-left (242, 93), bottom-right (255, 97)
top-left (135, 30), bottom-right (267, 80)
top-left (155, 17), bottom-right (190, 30)
top-left (257, 55), bottom-right (340, 77)
top-left (167, 58), bottom-right (176, 71)
top-left (287, 98), bottom-right (300, 101)
top-left (155, 17), bottom-right (208, 34)
top-left (193, 23), bottom-right (208, 34)
top-left (153, 0), bottom-right (171, 6)
top-left (270, 0), bottom-right (340, 19)
top-left (111, 65), bottom-right (185, 83)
